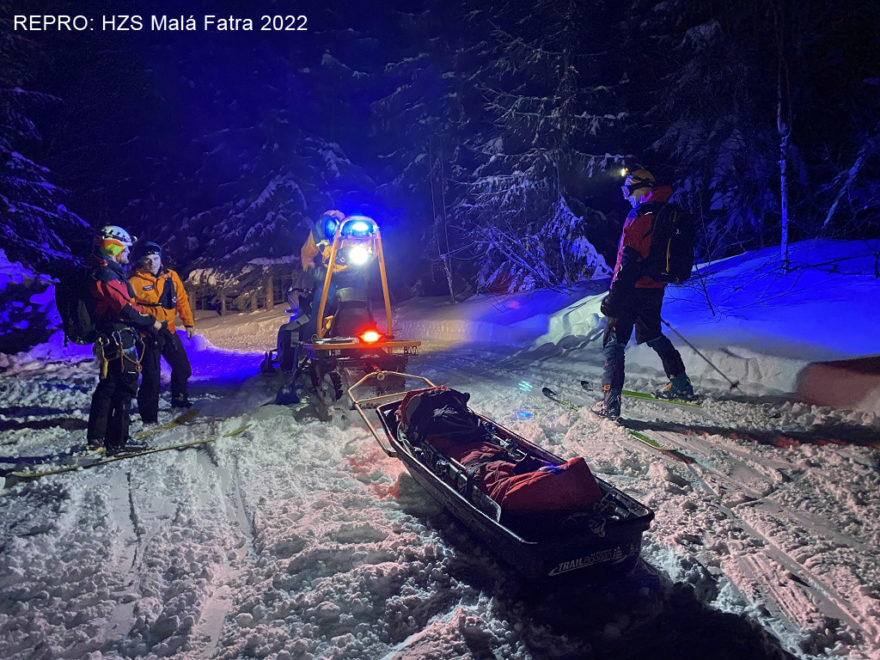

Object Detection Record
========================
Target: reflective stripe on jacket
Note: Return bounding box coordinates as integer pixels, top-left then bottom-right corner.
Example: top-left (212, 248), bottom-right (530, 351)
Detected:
top-left (129, 267), bottom-right (194, 333)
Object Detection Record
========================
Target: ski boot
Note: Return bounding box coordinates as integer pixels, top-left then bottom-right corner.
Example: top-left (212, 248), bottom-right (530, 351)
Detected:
top-left (654, 373), bottom-right (694, 400)
top-left (68, 440), bottom-right (106, 460)
top-left (107, 439), bottom-right (149, 456)
top-left (591, 388), bottom-right (622, 421)
top-left (171, 396), bottom-right (194, 409)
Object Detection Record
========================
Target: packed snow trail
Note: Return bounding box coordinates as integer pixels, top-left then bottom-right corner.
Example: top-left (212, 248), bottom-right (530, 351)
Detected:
top-left (1, 361), bottom-right (803, 659)
top-left (1, 339), bottom-right (878, 658)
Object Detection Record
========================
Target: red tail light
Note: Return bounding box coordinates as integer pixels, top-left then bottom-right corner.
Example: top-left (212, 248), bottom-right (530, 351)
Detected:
top-left (360, 330), bottom-right (382, 343)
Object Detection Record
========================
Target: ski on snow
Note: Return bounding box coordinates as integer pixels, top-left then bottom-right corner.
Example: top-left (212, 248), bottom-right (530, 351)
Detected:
top-left (579, 380), bottom-right (702, 408)
top-left (0, 408), bottom-right (201, 470)
top-left (3, 421), bottom-right (252, 484)
top-left (133, 407), bottom-right (201, 440)
top-left (541, 386), bottom-right (695, 464)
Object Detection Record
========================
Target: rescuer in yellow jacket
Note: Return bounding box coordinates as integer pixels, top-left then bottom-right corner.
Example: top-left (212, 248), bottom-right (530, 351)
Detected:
top-left (299, 209), bottom-right (354, 337)
top-left (300, 209), bottom-right (347, 277)
top-left (129, 241), bottom-right (195, 421)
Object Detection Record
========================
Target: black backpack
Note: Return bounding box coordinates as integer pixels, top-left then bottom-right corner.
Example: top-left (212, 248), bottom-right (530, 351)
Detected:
top-left (645, 203), bottom-right (697, 284)
top-left (55, 264), bottom-right (99, 345)
top-left (397, 386), bottom-right (482, 444)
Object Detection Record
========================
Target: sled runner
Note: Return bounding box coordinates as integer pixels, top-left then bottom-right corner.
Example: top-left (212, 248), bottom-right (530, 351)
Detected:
top-left (348, 372), bottom-right (654, 581)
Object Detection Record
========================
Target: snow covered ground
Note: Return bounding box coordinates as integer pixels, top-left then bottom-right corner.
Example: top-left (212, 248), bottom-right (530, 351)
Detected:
top-left (1, 239), bottom-right (879, 659)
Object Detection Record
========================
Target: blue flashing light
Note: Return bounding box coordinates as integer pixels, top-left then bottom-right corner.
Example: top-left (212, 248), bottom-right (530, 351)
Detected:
top-left (516, 411), bottom-right (533, 419)
top-left (341, 215), bottom-right (376, 237)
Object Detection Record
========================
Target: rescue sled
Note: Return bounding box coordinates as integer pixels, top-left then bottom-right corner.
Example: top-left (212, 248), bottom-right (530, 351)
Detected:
top-left (261, 216), bottom-right (420, 406)
top-left (348, 372), bottom-right (655, 582)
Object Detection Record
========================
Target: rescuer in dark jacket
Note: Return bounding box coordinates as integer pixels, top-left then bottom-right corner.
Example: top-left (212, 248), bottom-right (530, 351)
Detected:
top-left (86, 225), bottom-right (162, 453)
top-left (592, 169), bottom-right (693, 420)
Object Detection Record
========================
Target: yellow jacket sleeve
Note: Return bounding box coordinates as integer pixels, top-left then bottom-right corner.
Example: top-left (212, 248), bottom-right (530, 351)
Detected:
top-left (171, 269), bottom-right (194, 327)
top-left (301, 233), bottom-right (321, 272)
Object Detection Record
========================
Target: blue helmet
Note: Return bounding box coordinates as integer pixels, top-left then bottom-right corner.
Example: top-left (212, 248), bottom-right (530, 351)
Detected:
top-left (318, 210), bottom-right (345, 241)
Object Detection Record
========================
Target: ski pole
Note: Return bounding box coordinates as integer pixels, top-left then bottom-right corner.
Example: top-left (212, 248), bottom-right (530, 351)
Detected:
top-left (660, 318), bottom-right (739, 390)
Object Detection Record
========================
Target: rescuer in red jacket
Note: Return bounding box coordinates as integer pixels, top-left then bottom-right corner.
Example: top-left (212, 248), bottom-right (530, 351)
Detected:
top-left (592, 169), bottom-right (693, 420)
top-left (85, 226), bottom-right (162, 454)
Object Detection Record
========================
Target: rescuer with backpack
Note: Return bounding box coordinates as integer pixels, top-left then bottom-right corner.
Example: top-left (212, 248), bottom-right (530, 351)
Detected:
top-left (86, 226), bottom-right (163, 453)
top-left (592, 169), bottom-right (695, 420)
top-left (129, 241), bottom-right (196, 421)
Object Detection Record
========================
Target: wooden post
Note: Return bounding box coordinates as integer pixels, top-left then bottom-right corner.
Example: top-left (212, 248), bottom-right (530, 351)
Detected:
top-left (265, 276), bottom-right (274, 311)
top-left (251, 292), bottom-right (258, 312)
top-left (220, 289), bottom-right (226, 316)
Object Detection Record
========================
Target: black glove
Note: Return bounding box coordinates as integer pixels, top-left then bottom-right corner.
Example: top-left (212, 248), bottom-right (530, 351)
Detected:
top-left (141, 319), bottom-right (161, 344)
top-left (600, 292), bottom-right (622, 318)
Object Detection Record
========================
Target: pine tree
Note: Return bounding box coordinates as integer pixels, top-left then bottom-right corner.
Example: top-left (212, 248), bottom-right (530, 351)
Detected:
top-left (0, 10), bottom-right (87, 275)
top-left (448, 0), bottom-right (620, 291)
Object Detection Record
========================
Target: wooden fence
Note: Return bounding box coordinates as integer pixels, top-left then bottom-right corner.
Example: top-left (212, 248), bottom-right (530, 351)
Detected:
top-left (191, 274), bottom-right (295, 315)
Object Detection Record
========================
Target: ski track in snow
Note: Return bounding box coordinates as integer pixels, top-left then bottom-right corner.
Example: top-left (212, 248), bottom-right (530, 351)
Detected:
top-left (412, 345), bottom-right (880, 658)
top-left (0, 344), bottom-right (878, 658)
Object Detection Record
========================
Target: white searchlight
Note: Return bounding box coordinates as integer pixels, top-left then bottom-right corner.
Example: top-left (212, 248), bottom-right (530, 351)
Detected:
top-left (346, 244), bottom-right (373, 266)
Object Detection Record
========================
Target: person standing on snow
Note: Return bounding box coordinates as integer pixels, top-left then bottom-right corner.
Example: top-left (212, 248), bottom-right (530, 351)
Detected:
top-left (129, 241), bottom-right (196, 421)
top-left (592, 169), bottom-right (693, 420)
top-left (86, 226), bottom-right (163, 453)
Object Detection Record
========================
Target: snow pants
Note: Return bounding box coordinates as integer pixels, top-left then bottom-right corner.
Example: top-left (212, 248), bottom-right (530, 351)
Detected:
top-left (87, 331), bottom-right (140, 450)
top-left (601, 287), bottom-right (686, 392)
top-left (137, 331), bottom-right (192, 422)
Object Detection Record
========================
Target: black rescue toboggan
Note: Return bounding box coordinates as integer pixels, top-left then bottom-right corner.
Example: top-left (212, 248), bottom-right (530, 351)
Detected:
top-left (348, 371), bottom-right (655, 582)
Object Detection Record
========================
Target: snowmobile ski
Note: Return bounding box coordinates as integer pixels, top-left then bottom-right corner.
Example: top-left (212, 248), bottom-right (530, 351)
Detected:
top-left (4, 423), bottom-right (252, 484)
top-left (580, 380), bottom-right (702, 408)
top-left (541, 386), bottom-right (694, 464)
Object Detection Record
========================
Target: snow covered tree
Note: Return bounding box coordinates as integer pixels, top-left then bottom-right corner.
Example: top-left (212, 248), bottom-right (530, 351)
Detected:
top-left (805, 1), bottom-right (880, 240)
top-left (362, 1), bottom-right (479, 299)
top-left (32, 19), bottom-right (379, 302)
top-left (618, 0), bottom-right (781, 258)
top-left (623, 0), bottom-right (880, 262)
top-left (0, 11), bottom-right (88, 275)
top-left (442, 0), bottom-right (621, 291)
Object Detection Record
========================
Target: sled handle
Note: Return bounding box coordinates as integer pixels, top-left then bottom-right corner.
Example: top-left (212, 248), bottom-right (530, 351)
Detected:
top-left (347, 371), bottom-right (437, 457)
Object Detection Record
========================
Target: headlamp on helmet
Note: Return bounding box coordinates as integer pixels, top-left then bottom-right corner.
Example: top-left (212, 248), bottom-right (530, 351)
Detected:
top-left (620, 168), bottom-right (656, 196)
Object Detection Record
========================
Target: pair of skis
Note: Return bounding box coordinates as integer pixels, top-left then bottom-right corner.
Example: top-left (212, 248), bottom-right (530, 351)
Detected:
top-left (3, 409), bottom-right (251, 484)
top-left (542, 383), bottom-right (696, 464)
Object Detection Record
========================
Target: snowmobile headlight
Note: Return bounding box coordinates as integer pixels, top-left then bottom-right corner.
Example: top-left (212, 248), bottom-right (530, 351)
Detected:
top-left (346, 244), bottom-right (373, 266)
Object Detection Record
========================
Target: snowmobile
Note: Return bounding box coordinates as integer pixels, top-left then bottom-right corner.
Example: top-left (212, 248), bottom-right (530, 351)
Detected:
top-left (348, 371), bottom-right (655, 582)
top-left (261, 215), bottom-right (421, 407)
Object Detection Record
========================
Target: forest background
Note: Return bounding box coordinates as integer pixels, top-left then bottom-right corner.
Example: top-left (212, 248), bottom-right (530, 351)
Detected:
top-left (2, 0), bottom-right (879, 304)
